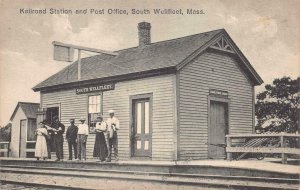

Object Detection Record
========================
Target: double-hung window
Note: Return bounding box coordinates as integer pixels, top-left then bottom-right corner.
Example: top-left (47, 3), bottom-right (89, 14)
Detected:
top-left (88, 95), bottom-right (101, 132)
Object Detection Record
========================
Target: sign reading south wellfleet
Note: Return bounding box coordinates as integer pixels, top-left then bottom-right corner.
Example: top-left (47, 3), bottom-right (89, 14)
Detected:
top-left (76, 83), bottom-right (115, 94)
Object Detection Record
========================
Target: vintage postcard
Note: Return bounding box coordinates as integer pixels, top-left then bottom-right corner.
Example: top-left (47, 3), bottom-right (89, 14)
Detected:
top-left (0, 0), bottom-right (299, 189)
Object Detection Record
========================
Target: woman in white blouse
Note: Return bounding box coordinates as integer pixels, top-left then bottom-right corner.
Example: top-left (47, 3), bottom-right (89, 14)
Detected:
top-left (93, 115), bottom-right (108, 162)
top-left (35, 121), bottom-right (48, 160)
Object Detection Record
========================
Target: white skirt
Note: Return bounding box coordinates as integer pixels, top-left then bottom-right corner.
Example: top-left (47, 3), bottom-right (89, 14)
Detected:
top-left (35, 135), bottom-right (48, 158)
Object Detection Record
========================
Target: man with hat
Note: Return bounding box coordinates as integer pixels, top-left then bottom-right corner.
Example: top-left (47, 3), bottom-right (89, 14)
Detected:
top-left (77, 118), bottom-right (89, 161)
top-left (50, 116), bottom-right (65, 162)
top-left (66, 119), bottom-right (78, 160)
top-left (106, 110), bottom-right (120, 162)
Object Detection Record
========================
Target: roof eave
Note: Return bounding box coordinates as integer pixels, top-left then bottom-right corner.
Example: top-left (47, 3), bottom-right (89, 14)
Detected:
top-left (222, 31), bottom-right (263, 85)
top-left (33, 66), bottom-right (177, 93)
top-left (9, 103), bottom-right (20, 121)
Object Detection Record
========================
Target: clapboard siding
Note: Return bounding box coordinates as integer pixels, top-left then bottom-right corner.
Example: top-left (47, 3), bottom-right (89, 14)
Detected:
top-left (41, 88), bottom-right (90, 160)
top-left (103, 74), bottom-right (176, 160)
top-left (41, 74), bottom-right (176, 160)
top-left (10, 109), bottom-right (27, 157)
top-left (178, 51), bottom-right (254, 160)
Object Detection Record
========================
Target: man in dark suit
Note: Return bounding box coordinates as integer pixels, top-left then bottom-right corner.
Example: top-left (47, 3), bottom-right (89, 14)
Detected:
top-left (51, 116), bottom-right (65, 161)
top-left (66, 119), bottom-right (78, 160)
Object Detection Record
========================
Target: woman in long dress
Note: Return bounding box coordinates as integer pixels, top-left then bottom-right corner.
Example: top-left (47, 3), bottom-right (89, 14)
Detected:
top-left (35, 121), bottom-right (48, 160)
top-left (93, 115), bottom-right (108, 162)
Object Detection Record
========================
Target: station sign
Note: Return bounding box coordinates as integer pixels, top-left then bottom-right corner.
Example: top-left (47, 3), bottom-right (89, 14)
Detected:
top-left (209, 89), bottom-right (228, 97)
top-left (76, 83), bottom-right (115, 94)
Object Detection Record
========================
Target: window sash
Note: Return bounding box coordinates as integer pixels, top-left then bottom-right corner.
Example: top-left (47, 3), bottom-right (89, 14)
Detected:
top-left (88, 95), bottom-right (101, 114)
top-left (88, 94), bottom-right (102, 132)
top-left (27, 119), bottom-right (37, 141)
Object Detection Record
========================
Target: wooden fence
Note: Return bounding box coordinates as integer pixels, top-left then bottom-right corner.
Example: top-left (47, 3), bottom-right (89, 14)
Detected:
top-left (226, 133), bottom-right (300, 164)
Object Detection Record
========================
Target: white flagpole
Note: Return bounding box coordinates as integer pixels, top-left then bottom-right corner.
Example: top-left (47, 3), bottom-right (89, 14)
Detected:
top-left (78, 49), bottom-right (82, 80)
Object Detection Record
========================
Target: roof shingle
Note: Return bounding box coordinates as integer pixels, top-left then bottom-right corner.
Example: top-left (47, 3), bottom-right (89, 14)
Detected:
top-left (33, 29), bottom-right (223, 90)
top-left (10, 102), bottom-right (40, 121)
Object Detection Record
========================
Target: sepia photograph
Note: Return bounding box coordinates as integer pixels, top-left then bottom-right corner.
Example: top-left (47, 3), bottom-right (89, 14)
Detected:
top-left (0, 0), bottom-right (299, 189)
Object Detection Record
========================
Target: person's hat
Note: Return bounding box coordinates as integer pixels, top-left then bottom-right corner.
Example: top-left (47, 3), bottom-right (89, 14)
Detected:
top-left (69, 118), bottom-right (75, 122)
top-left (96, 115), bottom-right (103, 119)
top-left (79, 118), bottom-right (86, 121)
top-left (39, 119), bottom-right (48, 125)
top-left (108, 110), bottom-right (114, 114)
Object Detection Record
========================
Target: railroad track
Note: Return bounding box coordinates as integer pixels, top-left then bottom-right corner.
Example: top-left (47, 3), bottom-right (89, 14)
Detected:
top-left (1, 164), bottom-right (299, 190)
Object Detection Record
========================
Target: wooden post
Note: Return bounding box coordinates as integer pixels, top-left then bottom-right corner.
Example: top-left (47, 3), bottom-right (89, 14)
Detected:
top-left (7, 142), bottom-right (10, 157)
top-left (280, 136), bottom-right (287, 164)
top-left (226, 136), bottom-right (232, 161)
top-left (78, 50), bottom-right (81, 80)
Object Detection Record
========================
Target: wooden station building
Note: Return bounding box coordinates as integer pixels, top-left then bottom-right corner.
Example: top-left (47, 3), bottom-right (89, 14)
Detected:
top-left (32, 22), bottom-right (263, 161)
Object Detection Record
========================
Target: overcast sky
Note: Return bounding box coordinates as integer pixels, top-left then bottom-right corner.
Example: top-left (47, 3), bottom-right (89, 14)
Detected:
top-left (0, 0), bottom-right (299, 126)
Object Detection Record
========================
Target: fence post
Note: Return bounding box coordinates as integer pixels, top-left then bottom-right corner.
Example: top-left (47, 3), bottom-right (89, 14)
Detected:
top-left (7, 142), bottom-right (10, 157)
top-left (226, 136), bottom-right (232, 161)
top-left (280, 135), bottom-right (287, 164)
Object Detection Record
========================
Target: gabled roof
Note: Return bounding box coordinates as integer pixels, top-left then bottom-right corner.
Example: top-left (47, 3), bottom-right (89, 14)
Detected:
top-left (33, 29), bottom-right (263, 92)
top-left (10, 102), bottom-right (40, 121)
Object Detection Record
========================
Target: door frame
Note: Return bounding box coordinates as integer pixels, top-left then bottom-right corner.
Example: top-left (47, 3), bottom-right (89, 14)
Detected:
top-left (129, 93), bottom-right (153, 159)
top-left (19, 119), bottom-right (27, 157)
top-left (207, 96), bottom-right (230, 158)
top-left (43, 103), bottom-right (61, 122)
top-left (44, 104), bottom-right (60, 153)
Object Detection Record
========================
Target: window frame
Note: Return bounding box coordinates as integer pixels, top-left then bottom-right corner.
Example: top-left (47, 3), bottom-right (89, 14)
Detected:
top-left (26, 118), bottom-right (37, 142)
top-left (87, 93), bottom-right (103, 133)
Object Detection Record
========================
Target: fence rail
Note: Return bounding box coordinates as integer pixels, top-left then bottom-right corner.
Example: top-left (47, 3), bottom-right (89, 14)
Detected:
top-left (226, 133), bottom-right (300, 164)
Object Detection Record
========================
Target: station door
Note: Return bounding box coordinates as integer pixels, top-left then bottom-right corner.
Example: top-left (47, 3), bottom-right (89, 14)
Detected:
top-left (131, 98), bottom-right (152, 158)
top-left (208, 101), bottom-right (228, 159)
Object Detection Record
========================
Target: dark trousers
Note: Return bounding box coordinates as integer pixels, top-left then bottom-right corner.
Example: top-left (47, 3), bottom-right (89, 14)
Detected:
top-left (46, 138), bottom-right (52, 159)
top-left (53, 135), bottom-right (64, 160)
top-left (68, 140), bottom-right (77, 160)
top-left (107, 131), bottom-right (118, 161)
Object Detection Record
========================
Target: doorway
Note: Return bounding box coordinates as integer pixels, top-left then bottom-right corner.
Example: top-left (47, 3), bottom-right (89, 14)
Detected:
top-left (208, 101), bottom-right (228, 159)
top-left (46, 107), bottom-right (59, 152)
top-left (46, 107), bottom-right (59, 124)
top-left (131, 96), bottom-right (152, 158)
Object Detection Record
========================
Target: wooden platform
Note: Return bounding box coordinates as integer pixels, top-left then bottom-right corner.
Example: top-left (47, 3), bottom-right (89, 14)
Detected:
top-left (0, 158), bottom-right (299, 189)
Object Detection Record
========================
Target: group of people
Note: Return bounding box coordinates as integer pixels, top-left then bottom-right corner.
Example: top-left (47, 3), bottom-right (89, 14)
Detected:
top-left (34, 110), bottom-right (119, 162)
